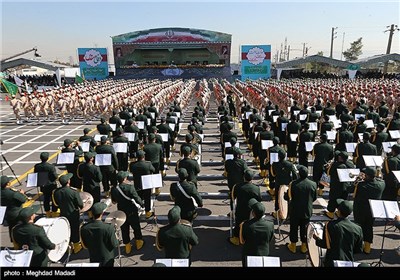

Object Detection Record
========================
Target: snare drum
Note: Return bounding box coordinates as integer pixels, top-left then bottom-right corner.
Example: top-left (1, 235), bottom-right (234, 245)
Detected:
top-left (278, 185), bottom-right (289, 220)
top-left (35, 217), bottom-right (71, 262)
top-left (306, 222), bottom-right (326, 267)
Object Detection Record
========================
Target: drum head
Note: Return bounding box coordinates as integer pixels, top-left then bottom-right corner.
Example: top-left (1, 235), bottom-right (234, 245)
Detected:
top-left (35, 217), bottom-right (71, 262)
top-left (278, 185), bottom-right (289, 220)
top-left (306, 222), bottom-right (323, 267)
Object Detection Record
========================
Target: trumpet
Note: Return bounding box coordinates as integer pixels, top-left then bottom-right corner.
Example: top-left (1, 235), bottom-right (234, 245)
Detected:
top-left (349, 172), bottom-right (365, 183)
top-left (324, 159), bottom-right (334, 171)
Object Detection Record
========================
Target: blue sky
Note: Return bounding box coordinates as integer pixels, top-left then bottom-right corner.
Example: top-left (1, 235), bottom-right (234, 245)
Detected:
top-left (1, 1), bottom-right (399, 65)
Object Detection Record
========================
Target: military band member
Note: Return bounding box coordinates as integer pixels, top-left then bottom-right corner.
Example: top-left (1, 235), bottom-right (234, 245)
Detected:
top-left (109, 109), bottom-right (123, 137)
top-left (353, 166), bottom-right (385, 254)
top-left (52, 173), bottom-right (84, 254)
top-left (96, 136), bottom-right (119, 197)
top-left (97, 117), bottom-right (112, 138)
top-left (157, 116), bottom-right (174, 163)
top-left (265, 137), bottom-right (285, 196)
top-left (79, 128), bottom-right (97, 153)
top-left (298, 123), bottom-right (314, 167)
top-left (312, 134), bottom-right (334, 195)
top-left (371, 123), bottom-right (389, 154)
top-left (80, 202), bottom-right (119, 266)
top-left (176, 146), bottom-right (200, 188)
top-left (34, 152), bottom-right (58, 217)
top-left (239, 199), bottom-right (275, 267)
top-left (61, 138), bottom-right (83, 190)
top-left (382, 144), bottom-right (400, 200)
top-left (111, 171), bottom-right (144, 253)
top-left (10, 95), bottom-right (22, 124)
top-left (387, 112), bottom-right (400, 140)
top-left (113, 127), bottom-right (130, 171)
top-left (12, 205), bottom-right (55, 267)
top-left (335, 122), bottom-right (353, 152)
top-left (156, 206), bottom-right (199, 264)
top-left (353, 132), bottom-right (377, 169)
top-left (314, 199), bottom-right (363, 267)
top-left (124, 119), bottom-right (140, 159)
top-left (286, 165), bottom-right (317, 254)
top-left (78, 152), bottom-right (102, 203)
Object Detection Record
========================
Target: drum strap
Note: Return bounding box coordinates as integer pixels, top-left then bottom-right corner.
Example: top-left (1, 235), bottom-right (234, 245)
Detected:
top-left (325, 221), bottom-right (331, 249)
top-left (288, 182), bottom-right (292, 200)
top-left (177, 182), bottom-right (198, 207)
top-left (116, 186), bottom-right (142, 210)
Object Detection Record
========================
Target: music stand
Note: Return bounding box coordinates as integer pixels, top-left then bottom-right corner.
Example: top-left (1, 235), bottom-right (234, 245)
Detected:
top-left (0, 152), bottom-right (22, 186)
top-left (369, 199), bottom-right (400, 267)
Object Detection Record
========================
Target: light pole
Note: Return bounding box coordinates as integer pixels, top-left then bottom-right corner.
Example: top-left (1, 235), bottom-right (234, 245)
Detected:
top-left (330, 27), bottom-right (338, 58)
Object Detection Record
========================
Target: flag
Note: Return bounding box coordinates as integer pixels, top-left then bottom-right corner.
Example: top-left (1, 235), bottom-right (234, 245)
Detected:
top-left (14, 75), bottom-right (24, 87)
top-left (75, 73), bottom-right (84, 84)
top-left (0, 78), bottom-right (19, 96)
top-left (55, 68), bottom-right (62, 87)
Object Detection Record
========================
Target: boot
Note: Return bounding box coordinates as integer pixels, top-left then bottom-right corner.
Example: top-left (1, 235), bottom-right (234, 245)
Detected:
top-left (268, 188), bottom-right (275, 198)
top-left (135, 240), bottom-right (144, 250)
top-left (73, 242), bottom-right (82, 254)
top-left (324, 211), bottom-right (334, 219)
top-left (154, 188), bottom-right (161, 196)
top-left (363, 242), bottom-right (371, 254)
top-left (51, 211), bottom-right (60, 218)
top-left (125, 243), bottom-right (132, 254)
top-left (45, 211), bottom-right (51, 218)
top-left (300, 243), bottom-right (308, 253)
top-left (228, 236), bottom-right (240, 246)
top-left (146, 211), bottom-right (154, 219)
top-left (317, 188), bottom-right (324, 196)
top-left (287, 242), bottom-right (297, 253)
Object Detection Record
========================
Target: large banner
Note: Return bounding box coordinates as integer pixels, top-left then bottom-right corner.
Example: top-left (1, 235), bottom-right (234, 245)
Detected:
top-left (241, 45), bottom-right (271, 80)
top-left (78, 48), bottom-right (108, 80)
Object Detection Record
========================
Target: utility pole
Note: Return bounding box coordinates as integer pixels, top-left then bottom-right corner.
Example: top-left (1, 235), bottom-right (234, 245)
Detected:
top-left (340, 32), bottom-right (345, 60)
top-left (302, 43), bottom-right (307, 57)
top-left (330, 27), bottom-right (338, 58)
top-left (383, 24), bottom-right (399, 73)
top-left (287, 45), bottom-right (290, 61)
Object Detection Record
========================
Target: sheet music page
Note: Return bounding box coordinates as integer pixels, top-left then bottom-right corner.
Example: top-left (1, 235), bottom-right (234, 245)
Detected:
top-left (137, 121), bottom-right (145, 129)
top-left (150, 112), bottom-right (155, 119)
top-left (109, 123), bottom-right (116, 131)
top-left (382, 142), bottom-right (397, 153)
top-left (159, 133), bottom-right (168, 142)
top-left (281, 123), bottom-right (288, 132)
top-left (155, 259), bottom-right (172, 267)
top-left (272, 116), bottom-right (279, 123)
top-left (268, 109), bottom-right (274, 116)
top-left (0, 206), bottom-right (6, 224)
top-left (369, 200), bottom-right (386, 218)
top-left (326, 131), bottom-right (336, 140)
top-left (225, 154), bottom-right (234, 161)
top-left (316, 111), bottom-right (322, 116)
top-left (94, 134), bottom-right (107, 142)
top-left (125, 133), bottom-right (136, 142)
top-left (81, 142), bottom-right (90, 152)
top-left (337, 168), bottom-right (360, 182)
top-left (308, 122), bottom-right (318, 131)
top-left (345, 143), bottom-right (357, 153)
top-left (372, 156), bottom-right (383, 167)
top-left (392, 170), bottom-right (400, 182)
top-left (364, 120), bottom-right (374, 129)
top-left (261, 140), bottom-right (273, 150)
top-left (172, 116), bottom-right (178, 124)
top-left (299, 114), bottom-right (307, 121)
top-left (0, 250), bottom-right (33, 267)
top-left (245, 112), bottom-right (252, 119)
top-left (247, 256), bottom-right (263, 267)
top-left (362, 156), bottom-right (376, 167)
top-left (171, 259), bottom-right (189, 267)
top-left (254, 131), bottom-right (259, 139)
top-left (263, 256), bottom-right (281, 267)
top-left (270, 152), bottom-right (279, 164)
top-left (26, 173), bottom-right (38, 188)
top-left (383, 200), bottom-right (400, 219)
top-left (57, 152), bottom-right (75, 164)
top-left (168, 123), bottom-right (175, 131)
top-left (198, 134), bottom-right (204, 141)
top-left (95, 154), bottom-right (112, 166)
top-left (293, 110), bottom-right (300, 116)
top-left (141, 174), bottom-right (163, 190)
top-left (113, 143), bottom-right (127, 153)
top-left (354, 114), bottom-right (365, 121)
top-left (290, 134), bottom-right (298, 142)
top-left (121, 119), bottom-right (126, 126)
top-left (305, 142), bottom-right (317, 152)
top-left (176, 112), bottom-right (181, 118)
top-left (388, 130), bottom-right (400, 139)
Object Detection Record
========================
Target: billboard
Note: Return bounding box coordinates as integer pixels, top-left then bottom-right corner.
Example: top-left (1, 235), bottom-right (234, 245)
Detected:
top-left (78, 48), bottom-right (108, 80)
top-left (241, 45), bottom-right (271, 80)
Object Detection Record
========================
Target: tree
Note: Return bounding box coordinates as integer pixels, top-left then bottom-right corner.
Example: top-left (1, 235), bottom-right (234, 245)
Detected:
top-left (342, 37), bottom-right (363, 61)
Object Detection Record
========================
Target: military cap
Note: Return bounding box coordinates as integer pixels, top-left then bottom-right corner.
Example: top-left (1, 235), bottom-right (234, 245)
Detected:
top-left (185, 134), bottom-right (193, 141)
top-left (100, 117), bottom-right (106, 123)
top-left (391, 144), bottom-right (400, 154)
top-left (338, 150), bottom-right (349, 159)
top-left (362, 166), bottom-right (376, 177)
top-left (64, 139), bottom-right (73, 147)
top-left (278, 149), bottom-right (286, 159)
top-left (59, 173), bottom-right (73, 186)
top-left (336, 199), bottom-right (353, 217)
top-left (320, 134), bottom-right (328, 141)
top-left (248, 198), bottom-right (258, 209)
top-left (182, 145), bottom-right (191, 155)
top-left (148, 133), bottom-right (156, 140)
top-left (150, 126), bottom-right (158, 133)
top-left (100, 136), bottom-right (108, 143)
top-left (251, 201), bottom-right (265, 218)
top-left (136, 150), bottom-right (145, 158)
top-left (297, 165), bottom-right (308, 178)
top-left (83, 128), bottom-right (90, 134)
top-left (116, 127), bottom-right (124, 134)
top-left (40, 152), bottom-right (49, 161)
top-left (84, 152), bottom-right (96, 161)
top-left (160, 116), bottom-right (166, 121)
top-left (244, 169), bottom-right (254, 181)
top-left (91, 202), bottom-right (107, 216)
top-left (19, 205), bottom-right (40, 220)
top-left (117, 171), bottom-right (129, 182)
top-left (168, 206), bottom-right (181, 224)
top-left (232, 147), bottom-right (242, 156)
top-left (1, 176), bottom-right (12, 188)
top-left (177, 168), bottom-right (188, 180)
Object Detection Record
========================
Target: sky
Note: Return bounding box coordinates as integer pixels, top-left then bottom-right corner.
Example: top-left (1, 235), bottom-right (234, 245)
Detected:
top-left (1, 0), bottom-right (399, 66)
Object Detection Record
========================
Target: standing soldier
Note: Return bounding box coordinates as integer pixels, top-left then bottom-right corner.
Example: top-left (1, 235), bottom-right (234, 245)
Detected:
top-left (335, 122), bottom-right (353, 152)
top-left (61, 138), bottom-right (83, 190)
top-left (176, 146), bottom-right (200, 189)
top-left (113, 127), bottom-right (130, 171)
top-left (78, 152), bottom-right (102, 203)
top-left (157, 116), bottom-right (174, 164)
top-left (381, 144), bottom-right (400, 201)
top-left (96, 136), bottom-right (119, 197)
top-left (312, 134), bottom-right (334, 196)
top-left (353, 132), bottom-right (377, 169)
top-left (52, 173), bottom-right (84, 254)
top-left (34, 152), bottom-right (59, 217)
top-left (97, 117), bottom-right (112, 138)
top-left (144, 133), bottom-right (164, 194)
top-left (10, 95), bottom-right (22, 124)
top-left (79, 128), bottom-right (97, 153)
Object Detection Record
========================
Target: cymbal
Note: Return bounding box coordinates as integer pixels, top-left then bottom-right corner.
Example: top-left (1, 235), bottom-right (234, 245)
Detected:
top-left (79, 192), bottom-right (94, 213)
top-left (105, 211), bottom-right (126, 228)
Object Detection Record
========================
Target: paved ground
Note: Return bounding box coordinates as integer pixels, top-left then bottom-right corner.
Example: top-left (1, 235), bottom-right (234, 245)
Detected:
top-left (0, 96), bottom-right (399, 268)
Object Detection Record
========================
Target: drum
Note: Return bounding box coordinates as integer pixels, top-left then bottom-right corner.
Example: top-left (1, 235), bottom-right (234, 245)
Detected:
top-left (306, 222), bottom-right (326, 267)
top-left (278, 185), bottom-right (289, 220)
top-left (35, 217), bottom-right (71, 262)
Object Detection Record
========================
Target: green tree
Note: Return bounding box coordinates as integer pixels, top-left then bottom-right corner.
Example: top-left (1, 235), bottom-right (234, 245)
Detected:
top-left (343, 37), bottom-right (363, 61)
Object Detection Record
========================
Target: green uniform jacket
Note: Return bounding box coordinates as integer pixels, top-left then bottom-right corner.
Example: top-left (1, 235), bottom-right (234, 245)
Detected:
top-left (78, 163), bottom-right (102, 193)
top-left (34, 162), bottom-right (58, 186)
top-left (271, 160), bottom-right (298, 187)
top-left (335, 129), bottom-right (354, 152)
top-left (111, 182), bottom-right (143, 214)
top-left (224, 158), bottom-right (248, 191)
top-left (371, 131), bottom-right (389, 154)
top-left (52, 186), bottom-right (83, 217)
top-left (232, 182), bottom-right (261, 222)
top-left (80, 220), bottom-right (119, 266)
top-left (353, 178), bottom-right (385, 222)
top-left (144, 142), bottom-right (164, 168)
top-left (240, 217), bottom-right (275, 259)
top-left (170, 180), bottom-right (203, 220)
top-left (95, 144), bottom-right (119, 172)
top-left (176, 158), bottom-right (200, 185)
top-left (96, 123), bottom-right (112, 137)
top-left (1, 188), bottom-right (27, 224)
top-left (328, 160), bottom-right (355, 200)
top-left (288, 178), bottom-right (317, 219)
top-left (382, 154), bottom-right (400, 200)
top-left (12, 223), bottom-right (55, 267)
top-left (129, 160), bottom-right (155, 190)
top-left (156, 223), bottom-right (199, 259)
top-left (354, 142), bottom-right (377, 169)
top-left (316, 217), bottom-right (363, 267)
top-left (79, 135), bottom-right (97, 153)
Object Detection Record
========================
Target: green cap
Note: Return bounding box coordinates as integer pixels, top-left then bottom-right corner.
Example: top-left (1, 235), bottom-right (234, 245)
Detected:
top-left (251, 202), bottom-right (265, 218)
top-left (182, 145), bottom-right (191, 155)
top-left (84, 152), bottom-right (96, 161)
top-left (1, 176), bottom-right (12, 188)
top-left (136, 150), bottom-right (145, 158)
top-left (117, 171), bottom-right (129, 182)
top-left (148, 133), bottom-right (156, 140)
top-left (362, 166), bottom-right (376, 177)
top-left (59, 173), bottom-right (73, 185)
top-left (91, 202), bottom-right (107, 216)
top-left (248, 198), bottom-right (258, 208)
top-left (336, 199), bottom-right (353, 216)
top-left (19, 205), bottom-right (40, 221)
top-left (40, 152), bottom-right (49, 161)
top-left (168, 206), bottom-right (181, 224)
top-left (177, 168), bottom-right (188, 180)
top-left (64, 138), bottom-right (72, 147)
top-left (297, 165), bottom-right (308, 178)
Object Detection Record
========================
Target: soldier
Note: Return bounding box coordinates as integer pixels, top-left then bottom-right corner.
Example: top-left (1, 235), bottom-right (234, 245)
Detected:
top-left (129, 150), bottom-right (155, 219)
top-left (156, 206), bottom-right (199, 264)
top-left (335, 122), bottom-right (353, 152)
top-left (34, 152), bottom-right (58, 217)
top-left (61, 138), bottom-right (83, 190)
top-left (314, 199), bottom-right (363, 267)
top-left (96, 136), bottom-right (119, 197)
top-left (265, 137), bottom-right (285, 196)
top-left (353, 132), bottom-right (377, 169)
top-left (298, 123), bottom-right (314, 167)
top-left (124, 119), bottom-right (140, 160)
top-left (111, 171), bottom-right (145, 253)
top-left (286, 165), bottom-right (317, 254)
top-left (109, 109), bottom-right (123, 137)
top-left (52, 173), bottom-right (83, 254)
top-left (97, 117), bottom-right (112, 138)
top-left (286, 114), bottom-right (301, 162)
top-left (176, 146), bottom-right (200, 189)
top-left (353, 166), bottom-right (385, 254)
top-left (1, 176), bottom-right (28, 241)
top-left (170, 168), bottom-right (203, 222)
top-left (148, 102), bottom-right (159, 127)
top-left (229, 170), bottom-right (262, 246)
top-left (239, 199), bottom-right (275, 267)
top-left (78, 152), bottom-right (102, 203)
top-left (10, 95), bottom-right (22, 124)
top-left (381, 144), bottom-right (400, 201)
top-left (113, 127), bottom-right (130, 171)
top-left (371, 123), bottom-right (389, 154)
top-left (312, 134), bottom-right (334, 195)
top-left (80, 202), bottom-right (119, 266)
top-left (157, 116), bottom-right (174, 164)
top-left (12, 205), bottom-right (55, 267)
top-left (387, 112), bottom-right (400, 140)
top-left (79, 128), bottom-right (97, 153)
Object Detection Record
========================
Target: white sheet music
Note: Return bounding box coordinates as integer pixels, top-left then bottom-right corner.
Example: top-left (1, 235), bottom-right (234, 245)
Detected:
top-left (176, 112), bottom-right (181, 118)
top-left (261, 140), bottom-right (273, 150)
top-left (308, 122), bottom-right (318, 131)
top-left (326, 130), bottom-right (336, 140)
top-left (369, 199), bottom-right (400, 219)
top-left (198, 134), bottom-right (204, 141)
top-left (358, 133), bottom-right (364, 142)
top-left (382, 142), bottom-right (397, 153)
top-left (362, 155), bottom-right (383, 167)
top-left (247, 256), bottom-right (264, 267)
top-left (109, 123), bottom-right (116, 131)
top-left (345, 142), bottom-right (357, 153)
top-left (337, 168), bottom-right (360, 182)
top-left (141, 173), bottom-right (163, 190)
top-left (0, 250), bottom-right (33, 267)
top-left (293, 110), bottom-right (300, 116)
top-left (150, 112), bottom-right (155, 119)
top-left (225, 154), bottom-right (234, 161)
top-left (147, 119), bottom-right (151, 126)
top-left (305, 141), bottom-right (317, 152)
top-left (120, 119), bottom-right (126, 126)
top-left (95, 154), bottom-right (112, 166)
top-left (171, 116), bottom-right (178, 124)
top-left (392, 170), bottom-right (400, 182)
top-left (113, 143), bottom-right (128, 153)
top-left (225, 142), bottom-right (240, 148)
top-left (168, 123), bottom-right (175, 131)
top-left (268, 109), bottom-right (274, 116)
top-left (26, 173), bottom-right (38, 188)
top-left (334, 260), bottom-right (361, 267)
top-left (389, 130), bottom-right (400, 139)
top-left (245, 111), bottom-right (252, 119)
top-left (254, 131), bottom-right (259, 139)
top-left (316, 111), bottom-right (322, 117)
top-left (0, 206), bottom-right (6, 224)
top-left (290, 133), bottom-right (298, 142)
top-left (94, 134), bottom-right (107, 142)
top-left (137, 121), bottom-right (145, 129)
top-left (299, 114), bottom-right (307, 121)
top-left (272, 115), bottom-right (279, 123)
top-left (57, 152), bottom-right (75, 164)
top-left (354, 114), bottom-right (365, 121)
top-left (81, 142), bottom-right (90, 152)
top-left (125, 132), bottom-right (136, 142)
top-left (65, 262), bottom-right (100, 267)
top-left (364, 120), bottom-right (374, 129)
top-left (155, 259), bottom-right (172, 267)
top-left (270, 152), bottom-right (279, 164)
top-left (281, 123), bottom-right (288, 132)
top-left (159, 133), bottom-right (168, 142)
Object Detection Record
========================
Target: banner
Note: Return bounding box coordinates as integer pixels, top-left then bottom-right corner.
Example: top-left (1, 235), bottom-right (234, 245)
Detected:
top-left (77, 48), bottom-right (108, 80)
top-left (241, 45), bottom-right (271, 81)
top-left (0, 78), bottom-right (19, 96)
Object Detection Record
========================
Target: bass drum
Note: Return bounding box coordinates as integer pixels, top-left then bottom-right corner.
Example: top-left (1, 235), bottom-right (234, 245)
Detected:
top-left (278, 185), bottom-right (289, 220)
top-left (35, 217), bottom-right (71, 262)
top-left (306, 222), bottom-right (326, 267)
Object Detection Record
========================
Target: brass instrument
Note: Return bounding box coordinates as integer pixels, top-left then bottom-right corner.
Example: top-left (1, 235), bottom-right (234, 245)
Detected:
top-left (324, 159), bottom-right (334, 171)
top-left (10, 187), bottom-right (43, 208)
top-left (349, 172), bottom-right (365, 183)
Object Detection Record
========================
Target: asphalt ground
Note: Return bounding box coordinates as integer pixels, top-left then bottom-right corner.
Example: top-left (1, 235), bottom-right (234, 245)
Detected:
top-left (0, 97), bottom-right (399, 270)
